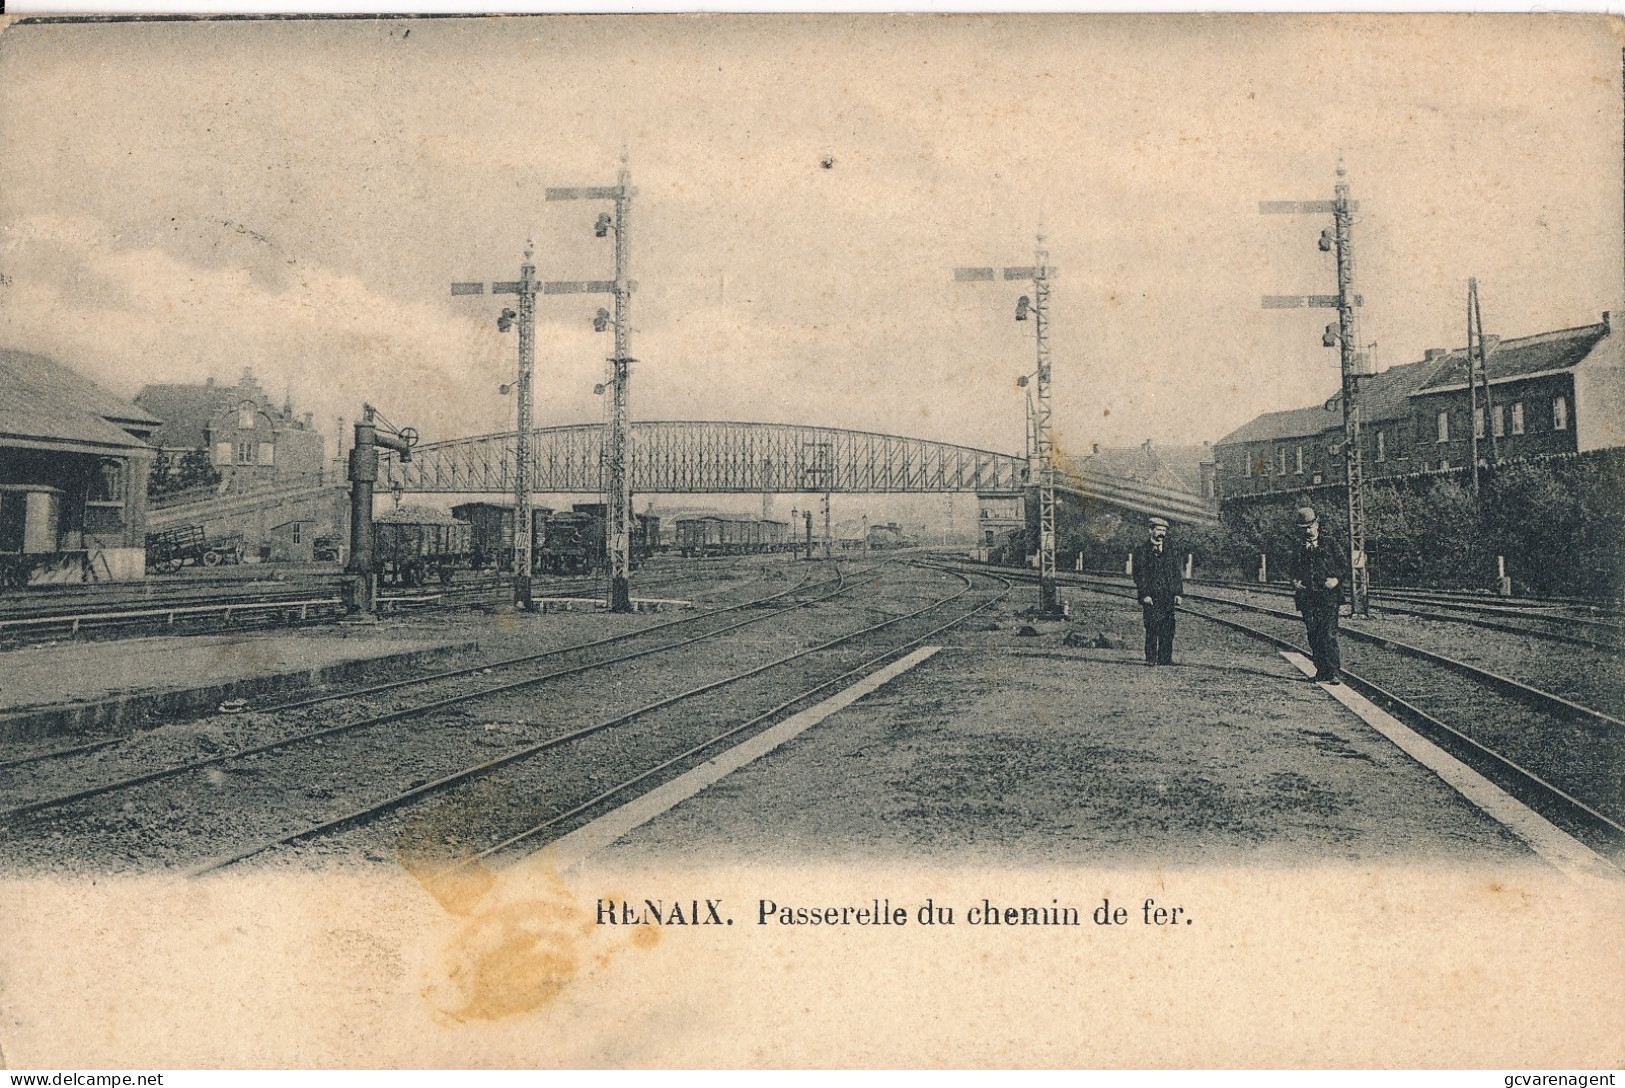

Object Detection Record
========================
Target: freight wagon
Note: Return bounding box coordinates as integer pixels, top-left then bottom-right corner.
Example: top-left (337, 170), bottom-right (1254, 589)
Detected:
top-left (449, 501), bottom-right (554, 572)
top-left (674, 516), bottom-right (791, 557)
top-left (373, 506), bottom-right (472, 586)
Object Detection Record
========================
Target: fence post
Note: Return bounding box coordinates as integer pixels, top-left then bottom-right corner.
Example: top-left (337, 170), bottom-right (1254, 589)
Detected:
top-left (1497, 555), bottom-right (1512, 596)
top-left (1258, 553), bottom-right (1268, 583)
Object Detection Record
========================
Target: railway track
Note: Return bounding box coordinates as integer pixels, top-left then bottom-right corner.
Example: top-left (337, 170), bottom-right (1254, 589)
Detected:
top-left (197, 563), bottom-right (1009, 876)
top-left (0, 563), bottom-right (845, 812)
top-left (0, 559), bottom-right (987, 873)
top-left (0, 559), bottom-right (758, 645)
top-left (1184, 578), bottom-right (1625, 652)
top-left (1024, 569), bottom-right (1625, 866)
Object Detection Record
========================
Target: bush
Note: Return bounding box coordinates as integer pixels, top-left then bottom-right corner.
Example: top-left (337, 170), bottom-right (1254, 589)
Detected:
top-left (1215, 450), bottom-right (1625, 599)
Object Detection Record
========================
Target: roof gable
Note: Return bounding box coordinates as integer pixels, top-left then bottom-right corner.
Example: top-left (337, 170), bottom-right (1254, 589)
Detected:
top-left (0, 348), bottom-right (157, 451)
top-left (1213, 405), bottom-right (1339, 447)
top-left (1416, 322), bottom-right (1608, 392)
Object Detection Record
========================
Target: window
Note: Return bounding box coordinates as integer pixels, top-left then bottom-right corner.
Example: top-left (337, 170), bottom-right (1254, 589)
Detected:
top-left (1554, 396), bottom-right (1569, 431)
top-left (214, 442), bottom-right (232, 466)
top-left (236, 442), bottom-right (256, 464)
top-left (238, 404), bottom-right (257, 430)
top-left (1474, 407), bottom-right (1485, 439)
top-left (291, 523), bottom-right (303, 545)
top-left (1278, 447), bottom-right (1287, 476)
top-left (88, 460), bottom-right (124, 504)
top-left (1437, 410), bottom-right (1450, 444)
top-left (1511, 401), bottom-right (1525, 435)
top-left (1294, 446), bottom-right (1304, 474)
top-left (1376, 430), bottom-right (1387, 462)
top-left (1492, 404), bottom-right (1505, 438)
top-left (257, 442), bottom-right (275, 466)
top-left (1243, 455), bottom-right (1253, 478)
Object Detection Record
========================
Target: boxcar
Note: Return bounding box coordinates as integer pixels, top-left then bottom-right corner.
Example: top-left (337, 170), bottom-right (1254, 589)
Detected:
top-left (674, 515), bottom-right (789, 557)
top-left (374, 506), bottom-right (472, 586)
top-left (450, 502), bottom-right (555, 572)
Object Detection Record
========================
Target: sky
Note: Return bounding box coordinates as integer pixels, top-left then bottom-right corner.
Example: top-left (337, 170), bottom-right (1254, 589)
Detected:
top-left (1, 13), bottom-right (1621, 466)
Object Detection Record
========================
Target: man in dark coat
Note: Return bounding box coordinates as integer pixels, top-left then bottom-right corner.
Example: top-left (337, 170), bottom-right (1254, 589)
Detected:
top-left (1132, 516), bottom-right (1183, 665)
top-left (1288, 505), bottom-right (1344, 684)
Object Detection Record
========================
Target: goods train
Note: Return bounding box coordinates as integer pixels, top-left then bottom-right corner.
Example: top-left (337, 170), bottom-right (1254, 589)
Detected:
top-left (445, 502), bottom-right (659, 577)
top-left (672, 516), bottom-right (792, 557)
top-left (373, 506), bottom-right (472, 586)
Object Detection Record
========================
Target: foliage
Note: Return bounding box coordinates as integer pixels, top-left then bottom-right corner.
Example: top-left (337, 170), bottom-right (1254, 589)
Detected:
top-left (1208, 450), bottom-right (1625, 599)
top-left (147, 449), bottom-right (222, 499)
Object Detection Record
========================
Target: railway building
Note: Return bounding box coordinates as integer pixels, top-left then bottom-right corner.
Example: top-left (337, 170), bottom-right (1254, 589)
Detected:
top-left (133, 367), bottom-right (326, 495)
top-left (1212, 312), bottom-right (1625, 500)
top-left (0, 347), bottom-right (161, 583)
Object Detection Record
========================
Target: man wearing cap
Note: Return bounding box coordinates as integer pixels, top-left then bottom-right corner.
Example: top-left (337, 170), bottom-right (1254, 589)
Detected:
top-left (1289, 505), bottom-right (1344, 684)
top-left (1132, 516), bottom-right (1183, 666)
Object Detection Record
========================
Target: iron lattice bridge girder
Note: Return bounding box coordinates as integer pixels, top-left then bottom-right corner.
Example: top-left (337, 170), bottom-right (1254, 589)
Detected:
top-left (382, 420), bottom-right (1217, 522)
top-left (385, 422), bottom-right (1025, 495)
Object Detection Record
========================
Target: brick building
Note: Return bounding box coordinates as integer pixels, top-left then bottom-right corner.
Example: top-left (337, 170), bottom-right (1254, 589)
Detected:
top-left (134, 368), bottom-right (326, 493)
top-left (1213, 314), bottom-right (1624, 499)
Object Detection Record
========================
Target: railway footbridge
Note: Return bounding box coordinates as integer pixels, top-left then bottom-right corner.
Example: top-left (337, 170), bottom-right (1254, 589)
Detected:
top-left (380, 421), bottom-right (1217, 526)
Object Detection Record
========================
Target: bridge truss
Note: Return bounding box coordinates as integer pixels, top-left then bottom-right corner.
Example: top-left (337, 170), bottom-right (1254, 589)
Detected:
top-left (385, 421), bottom-right (1027, 496)
top-left (382, 420), bottom-right (1216, 524)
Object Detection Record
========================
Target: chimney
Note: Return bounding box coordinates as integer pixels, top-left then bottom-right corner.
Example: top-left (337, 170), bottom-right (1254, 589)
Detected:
top-left (1605, 311), bottom-right (1612, 334)
top-left (1092, 443), bottom-right (1100, 455)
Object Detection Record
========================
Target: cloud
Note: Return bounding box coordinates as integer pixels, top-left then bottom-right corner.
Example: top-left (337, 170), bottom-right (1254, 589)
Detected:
top-left (0, 214), bottom-right (516, 443)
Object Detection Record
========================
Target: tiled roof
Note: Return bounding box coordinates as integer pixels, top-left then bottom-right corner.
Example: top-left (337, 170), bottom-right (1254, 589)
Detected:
top-left (1213, 404), bottom-right (1340, 447)
top-left (133, 383), bottom-right (232, 449)
top-left (1355, 356), bottom-right (1449, 420)
top-left (1215, 348), bottom-right (1471, 448)
top-left (1073, 443), bottom-right (1210, 495)
top-left (1416, 322), bottom-right (1609, 391)
top-left (0, 348), bottom-right (157, 452)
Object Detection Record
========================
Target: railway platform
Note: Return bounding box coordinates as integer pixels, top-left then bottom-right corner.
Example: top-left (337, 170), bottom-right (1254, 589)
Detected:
top-left (544, 592), bottom-right (1559, 871)
top-left (0, 629), bottom-right (475, 743)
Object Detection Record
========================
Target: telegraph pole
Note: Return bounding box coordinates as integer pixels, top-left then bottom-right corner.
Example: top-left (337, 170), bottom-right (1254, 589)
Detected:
top-left (1261, 163), bottom-right (1370, 616)
top-left (1469, 279), bottom-right (1498, 469)
top-left (956, 238), bottom-right (1062, 616)
top-left (548, 162), bottom-right (636, 613)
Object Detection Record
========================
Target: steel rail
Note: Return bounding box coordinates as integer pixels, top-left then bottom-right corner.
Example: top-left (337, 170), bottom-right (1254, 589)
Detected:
top-left (0, 563), bottom-right (874, 824)
top-left (1178, 579), bottom-right (1623, 653)
top-left (0, 738), bottom-right (121, 772)
top-left (465, 565), bottom-right (1013, 867)
top-left (254, 564), bottom-right (838, 714)
top-left (0, 596), bottom-right (344, 633)
top-left (188, 564), bottom-right (1004, 876)
top-left (1050, 569), bottom-right (1623, 729)
top-left (1034, 572), bottom-right (1625, 850)
top-left (1171, 588), bottom-right (1625, 730)
top-left (0, 565), bottom-right (832, 778)
top-left (1162, 596), bottom-right (1625, 845)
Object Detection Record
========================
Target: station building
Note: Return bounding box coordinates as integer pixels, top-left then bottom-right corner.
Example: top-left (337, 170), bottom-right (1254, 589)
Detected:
top-left (134, 368), bottom-right (326, 494)
top-left (1213, 313), bottom-right (1625, 499)
top-left (0, 348), bottom-right (160, 582)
